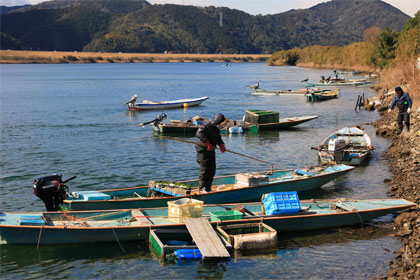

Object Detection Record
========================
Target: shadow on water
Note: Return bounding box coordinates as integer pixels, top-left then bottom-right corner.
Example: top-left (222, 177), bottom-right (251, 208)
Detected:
top-left (0, 242), bottom-right (152, 269)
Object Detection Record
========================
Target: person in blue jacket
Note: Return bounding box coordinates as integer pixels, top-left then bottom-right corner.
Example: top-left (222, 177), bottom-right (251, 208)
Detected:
top-left (388, 86), bottom-right (412, 134)
top-left (195, 114), bottom-right (226, 192)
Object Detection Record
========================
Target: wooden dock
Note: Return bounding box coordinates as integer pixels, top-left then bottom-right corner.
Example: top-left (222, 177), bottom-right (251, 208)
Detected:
top-left (184, 217), bottom-right (231, 260)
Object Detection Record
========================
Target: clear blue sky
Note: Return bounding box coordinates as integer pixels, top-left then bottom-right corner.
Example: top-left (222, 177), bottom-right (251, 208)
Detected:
top-left (1, 0), bottom-right (418, 16)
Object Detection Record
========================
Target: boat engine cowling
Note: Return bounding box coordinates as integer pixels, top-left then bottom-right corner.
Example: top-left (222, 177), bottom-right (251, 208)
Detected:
top-left (33, 174), bottom-right (69, 211)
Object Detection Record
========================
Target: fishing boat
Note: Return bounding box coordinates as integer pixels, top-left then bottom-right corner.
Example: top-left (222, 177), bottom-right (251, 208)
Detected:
top-left (0, 198), bottom-right (414, 245)
top-left (147, 112), bottom-right (318, 135)
top-left (252, 88), bottom-right (309, 96)
top-left (52, 165), bottom-right (354, 211)
top-left (251, 88), bottom-right (336, 96)
top-left (229, 110), bottom-right (318, 132)
top-left (152, 122), bottom-right (201, 135)
top-left (318, 127), bottom-right (374, 166)
top-left (306, 80), bottom-right (371, 87)
top-left (305, 90), bottom-right (339, 102)
top-left (221, 115), bottom-right (319, 134)
top-left (333, 70), bottom-right (364, 76)
top-left (125, 95), bottom-right (209, 111)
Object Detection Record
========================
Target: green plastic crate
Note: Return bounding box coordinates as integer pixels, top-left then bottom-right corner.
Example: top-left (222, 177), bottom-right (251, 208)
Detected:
top-left (244, 110), bottom-right (279, 124)
top-left (210, 210), bottom-right (243, 222)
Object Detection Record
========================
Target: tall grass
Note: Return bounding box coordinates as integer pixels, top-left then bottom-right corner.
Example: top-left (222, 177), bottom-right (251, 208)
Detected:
top-left (268, 43), bottom-right (374, 71)
top-left (378, 59), bottom-right (420, 106)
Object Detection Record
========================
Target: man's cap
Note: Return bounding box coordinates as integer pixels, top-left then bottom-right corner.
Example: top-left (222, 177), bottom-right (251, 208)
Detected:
top-left (213, 113), bottom-right (226, 125)
top-left (395, 86), bottom-right (403, 93)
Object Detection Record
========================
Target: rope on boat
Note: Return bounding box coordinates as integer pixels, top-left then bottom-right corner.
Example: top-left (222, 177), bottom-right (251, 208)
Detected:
top-left (65, 209), bottom-right (132, 222)
top-left (37, 226), bottom-right (43, 249)
top-left (355, 211), bottom-right (363, 228)
top-left (111, 228), bottom-right (126, 252)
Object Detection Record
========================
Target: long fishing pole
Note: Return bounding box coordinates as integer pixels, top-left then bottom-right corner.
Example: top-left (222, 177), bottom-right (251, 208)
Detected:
top-left (160, 136), bottom-right (274, 172)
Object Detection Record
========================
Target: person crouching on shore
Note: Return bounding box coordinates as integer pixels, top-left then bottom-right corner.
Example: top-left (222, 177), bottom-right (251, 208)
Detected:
top-left (388, 86), bottom-right (412, 134)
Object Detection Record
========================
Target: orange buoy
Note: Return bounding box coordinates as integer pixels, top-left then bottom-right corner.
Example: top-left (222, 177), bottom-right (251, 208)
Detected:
top-left (183, 103), bottom-right (189, 108)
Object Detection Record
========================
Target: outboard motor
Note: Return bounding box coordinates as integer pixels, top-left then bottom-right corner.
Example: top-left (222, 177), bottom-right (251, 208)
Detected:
top-left (140, 113), bottom-right (167, 127)
top-left (33, 175), bottom-right (76, 211)
top-left (125, 94), bottom-right (138, 108)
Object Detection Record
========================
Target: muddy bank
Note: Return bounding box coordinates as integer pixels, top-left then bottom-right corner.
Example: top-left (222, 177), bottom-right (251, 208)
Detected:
top-left (370, 92), bottom-right (420, 279)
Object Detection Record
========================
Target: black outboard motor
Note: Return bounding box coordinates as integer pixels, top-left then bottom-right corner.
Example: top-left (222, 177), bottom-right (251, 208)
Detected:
top-left (33, 174), bottom-right (75, 211)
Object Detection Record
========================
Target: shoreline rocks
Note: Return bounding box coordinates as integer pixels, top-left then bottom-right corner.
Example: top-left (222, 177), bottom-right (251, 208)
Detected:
top-left (372, 93), bottom-right (420, 279)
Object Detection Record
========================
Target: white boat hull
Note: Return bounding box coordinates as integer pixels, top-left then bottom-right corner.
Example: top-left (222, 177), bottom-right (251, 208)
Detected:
top-left (128, 96), bottom-right (209, 111)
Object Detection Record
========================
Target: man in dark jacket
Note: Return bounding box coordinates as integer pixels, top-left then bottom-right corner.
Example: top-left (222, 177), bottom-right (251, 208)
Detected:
top-left (388, 86), bottom-right (412, 134)
top-left (195, 113), bottom-right (226, 192)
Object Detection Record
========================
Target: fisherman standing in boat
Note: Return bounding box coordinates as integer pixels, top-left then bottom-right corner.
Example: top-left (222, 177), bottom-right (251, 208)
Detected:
top-left (196, 113), bottom-right (227, 193)
top-left (388, 86), bottom-right (412, 134)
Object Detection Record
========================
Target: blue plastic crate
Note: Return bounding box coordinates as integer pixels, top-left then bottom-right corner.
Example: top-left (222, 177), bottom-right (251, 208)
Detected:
top-left (75, 191), bottom-right (111, 201)
top-left (263, 192), bottom-right (301, 215)
top-left (20, 215), bottom-right (46, 226)
top-left (174, 249), bottom-right (202, 260)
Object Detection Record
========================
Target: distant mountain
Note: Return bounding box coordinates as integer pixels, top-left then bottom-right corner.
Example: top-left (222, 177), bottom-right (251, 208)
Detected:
top-left (13, 0), bottom-right (150, 14)
top-left (0, 0), bottom-right (410, 53)
top-left (0, 5), bottom-right (31, 14)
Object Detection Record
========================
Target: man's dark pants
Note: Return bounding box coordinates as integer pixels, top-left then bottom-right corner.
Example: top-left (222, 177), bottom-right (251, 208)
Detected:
top-left (197, 150), bottom-right (216, 192)
top-left (397, 110), bottom-right (410, 132)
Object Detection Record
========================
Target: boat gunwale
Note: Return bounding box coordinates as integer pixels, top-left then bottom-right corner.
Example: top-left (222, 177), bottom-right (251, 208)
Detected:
top-left (259, 115), bottom-right (319, 126)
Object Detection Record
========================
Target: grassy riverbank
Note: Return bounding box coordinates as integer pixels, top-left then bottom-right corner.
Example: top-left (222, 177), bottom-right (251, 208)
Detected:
top-left (267, 42), bottom-right (375, 72)
top-left (0, 50), bottom-right (269, 64)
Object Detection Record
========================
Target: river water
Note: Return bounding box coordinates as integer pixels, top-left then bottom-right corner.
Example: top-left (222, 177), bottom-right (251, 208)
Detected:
top-left (0, 63), bottom-right (398, 279)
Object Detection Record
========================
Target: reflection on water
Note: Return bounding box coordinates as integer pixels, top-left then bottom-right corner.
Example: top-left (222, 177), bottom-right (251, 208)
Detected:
top-left (0, 223), bottom-right (397, 279)
top-left (0, 63), bottom-right (396, 279)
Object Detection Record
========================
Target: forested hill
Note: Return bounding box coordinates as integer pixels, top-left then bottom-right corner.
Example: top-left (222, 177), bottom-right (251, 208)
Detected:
top-left (0, 5), bottom-right (30, 14)
top-left (0, 0), bottom-right (410, 53)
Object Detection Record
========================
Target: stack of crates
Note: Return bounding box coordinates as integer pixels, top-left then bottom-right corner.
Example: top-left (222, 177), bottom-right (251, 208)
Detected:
top-left (262, 192), bottom-right (301, 215)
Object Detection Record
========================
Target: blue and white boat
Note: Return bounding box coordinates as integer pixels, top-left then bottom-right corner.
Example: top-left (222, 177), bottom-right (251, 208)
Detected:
top-left (126, 95), bottom-right (209, 111)
top-left (318, 127), bottom-right (374, 165)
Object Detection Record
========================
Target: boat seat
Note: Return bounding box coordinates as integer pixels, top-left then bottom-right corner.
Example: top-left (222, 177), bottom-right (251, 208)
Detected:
top-left (131, 209), bottom-right (152, 226)
top-left (142, 100), bottom-right (160, 104)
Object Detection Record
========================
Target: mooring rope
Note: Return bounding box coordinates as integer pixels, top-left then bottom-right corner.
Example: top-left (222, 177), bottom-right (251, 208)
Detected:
top-left (111, 228), bottom-right (126, 252)
top-left (37, 226), bottom-right (43, 249)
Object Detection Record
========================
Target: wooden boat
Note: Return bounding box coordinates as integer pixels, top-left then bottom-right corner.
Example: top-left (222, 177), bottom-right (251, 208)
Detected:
top-left (126, 96), bottom-right (209, 111)
top-left (252, 88), bottom-right (336, 96)
top-left (0, 198), bottom-right (414, 245)
top-left (151, 113), bottom-right (318, 135)
top-left (306, 90), bottom-right (339, 102)
top-left (58, 165), bottom-right (354, 211)
top-left (152, 121), bottom-right (201, 135)
top-left (306, 80), bottom-right (371, 87)
top-left (334, 70), bottom-right (365, 76)
top-left (221, 115), bottom-right (319, 134)
top-left (318, 127), bottom-right (374, 166)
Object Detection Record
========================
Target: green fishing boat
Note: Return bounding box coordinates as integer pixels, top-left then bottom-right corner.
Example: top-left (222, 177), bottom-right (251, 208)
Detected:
top-left (306, 90), bottom-right (339, 102)
top-left (52, 165), bottom-right (354, 211)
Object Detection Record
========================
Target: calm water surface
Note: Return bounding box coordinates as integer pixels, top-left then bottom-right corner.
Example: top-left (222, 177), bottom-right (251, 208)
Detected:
top-left (1, 63), bottom-right (397, 279)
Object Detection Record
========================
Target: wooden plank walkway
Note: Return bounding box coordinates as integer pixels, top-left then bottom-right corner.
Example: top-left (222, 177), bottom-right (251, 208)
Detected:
top-left (184, 217), bottom-right (230, 259)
